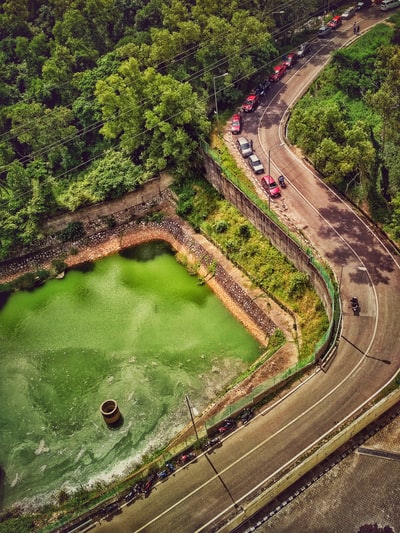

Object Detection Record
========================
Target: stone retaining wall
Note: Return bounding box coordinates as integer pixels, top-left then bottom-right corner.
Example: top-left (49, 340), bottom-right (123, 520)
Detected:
top-left (202, 153), bottom-right (333, 322)
top-left (0, 176), bottom-right (173, 279)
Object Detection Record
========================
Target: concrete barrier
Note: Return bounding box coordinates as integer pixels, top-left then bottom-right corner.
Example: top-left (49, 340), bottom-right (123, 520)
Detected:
top-left (218, 388), bottom-right (400, 532)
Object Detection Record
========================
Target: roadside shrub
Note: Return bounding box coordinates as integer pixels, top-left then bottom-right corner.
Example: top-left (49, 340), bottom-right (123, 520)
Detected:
top-left (288, 272), bottom-right (310, 298)
top-left (59, 222), bottom-right (86, 242)
top-left (146, 211), bottom-right (165, 223)
top-left (176, 198), bottom-right (194, 216)
top-left (214, 220), bottom-right (228, 233)
top-left (238, 224), bottom-right (251, 240)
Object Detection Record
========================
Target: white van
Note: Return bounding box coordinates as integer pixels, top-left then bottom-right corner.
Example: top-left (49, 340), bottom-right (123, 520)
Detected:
top-left (236, 137), bottom-right (253, 158)
top-left (381, 0), bottom-right (400, 11)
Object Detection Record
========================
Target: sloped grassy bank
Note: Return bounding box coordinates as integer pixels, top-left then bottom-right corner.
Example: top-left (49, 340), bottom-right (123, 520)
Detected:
top-left (175, 177), bottom-right (328, 362)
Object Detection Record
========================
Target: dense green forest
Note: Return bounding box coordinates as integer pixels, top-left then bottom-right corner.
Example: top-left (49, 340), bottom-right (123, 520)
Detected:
top-left (0, 0), bottom-right (330, 259)
top-left (288, 14), bottom-right (400, 240)
top-left (2, 1), bottom-right (400, 261)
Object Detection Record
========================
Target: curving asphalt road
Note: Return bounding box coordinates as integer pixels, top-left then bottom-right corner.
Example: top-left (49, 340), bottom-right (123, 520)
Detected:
top-left (93, 8), bottom-right (400, 533)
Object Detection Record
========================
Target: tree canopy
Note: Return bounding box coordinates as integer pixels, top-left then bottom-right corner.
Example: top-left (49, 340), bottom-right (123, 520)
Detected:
top-left (1, 0), bottom-right (306, 258)
top-left (2, 1), bottom-right (400, 257)
top-left (288, 18), bottom-right (400, 237)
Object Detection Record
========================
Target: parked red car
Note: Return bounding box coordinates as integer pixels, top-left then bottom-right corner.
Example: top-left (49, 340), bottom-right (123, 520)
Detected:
top-left (261, 175), bottom-right (281, 198)
top-left (269, 64), bottom-right (287, 82)
top-left (328, 15), bottom-right (342, 29)
top-left (242, 94), bottom-right (259, 112)
top-left (218, 418), bottom-right (236, 434)
top-left (283, 53), bottom-right (297, 69)
top-left (230, 113), bottom-right (242, 134)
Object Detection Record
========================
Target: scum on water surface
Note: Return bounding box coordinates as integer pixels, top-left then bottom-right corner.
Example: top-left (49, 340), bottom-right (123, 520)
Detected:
top-left (0, 241), bottom-right (262, 509)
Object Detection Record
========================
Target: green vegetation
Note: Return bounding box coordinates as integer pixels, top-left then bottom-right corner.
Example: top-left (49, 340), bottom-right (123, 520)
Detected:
top-left (1, 3), bottom-right (399, 252)
top-left (1, 0), bottom-right (348, 260)
top-left (176, 179), bottom-right (328, 361)
top-left (288, 17), bottom-right (400, 240)
top-left (0, 259), bottom-right (70, 293)
top-left (59, 221), bottom-right (85, 242)
top-left (2, 5), bottom-right (400, 529)
top-left (1, 0), bottom-right (299, 259)
top-left (0, 513), bottom-right (35, 533)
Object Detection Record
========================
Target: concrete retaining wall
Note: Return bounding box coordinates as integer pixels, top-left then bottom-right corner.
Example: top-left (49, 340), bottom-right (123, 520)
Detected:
top-left (43, 173), bottom-right (173, 233)
top-left (202, 154), bottom-right (333, 323)
top-left (219, 388), bottom-right (400, 533)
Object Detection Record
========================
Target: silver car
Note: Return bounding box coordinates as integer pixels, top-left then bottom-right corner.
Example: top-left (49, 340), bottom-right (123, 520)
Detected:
top-left (342, 6), bottom-right (357, 18)
top-left (296, 41), bottom-right (311, 58)
top-left (248, 154), bottom-right (264, 174)
top-left (236, 137), bottom-right (253, 158)
top-left (317, 25), bottom-right (332, 38)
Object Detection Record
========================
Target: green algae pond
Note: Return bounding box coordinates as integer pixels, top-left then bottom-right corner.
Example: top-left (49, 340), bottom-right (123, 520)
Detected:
top-left (0, 241), bottom-right (262, 509)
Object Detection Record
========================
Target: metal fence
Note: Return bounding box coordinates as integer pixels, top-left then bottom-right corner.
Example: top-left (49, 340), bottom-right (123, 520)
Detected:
top-left (200, 138), bottom-right (340, 429)
top-left (204, 354), bottom-right (315, 433)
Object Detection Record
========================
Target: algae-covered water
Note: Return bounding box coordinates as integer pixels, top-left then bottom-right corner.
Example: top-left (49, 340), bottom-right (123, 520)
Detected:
top-left (0, 241), bottom-right (261, 509)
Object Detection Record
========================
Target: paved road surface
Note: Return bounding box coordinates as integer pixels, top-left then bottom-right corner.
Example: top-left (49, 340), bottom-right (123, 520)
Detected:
top-left (254, 407), bottom-right (400, 532)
